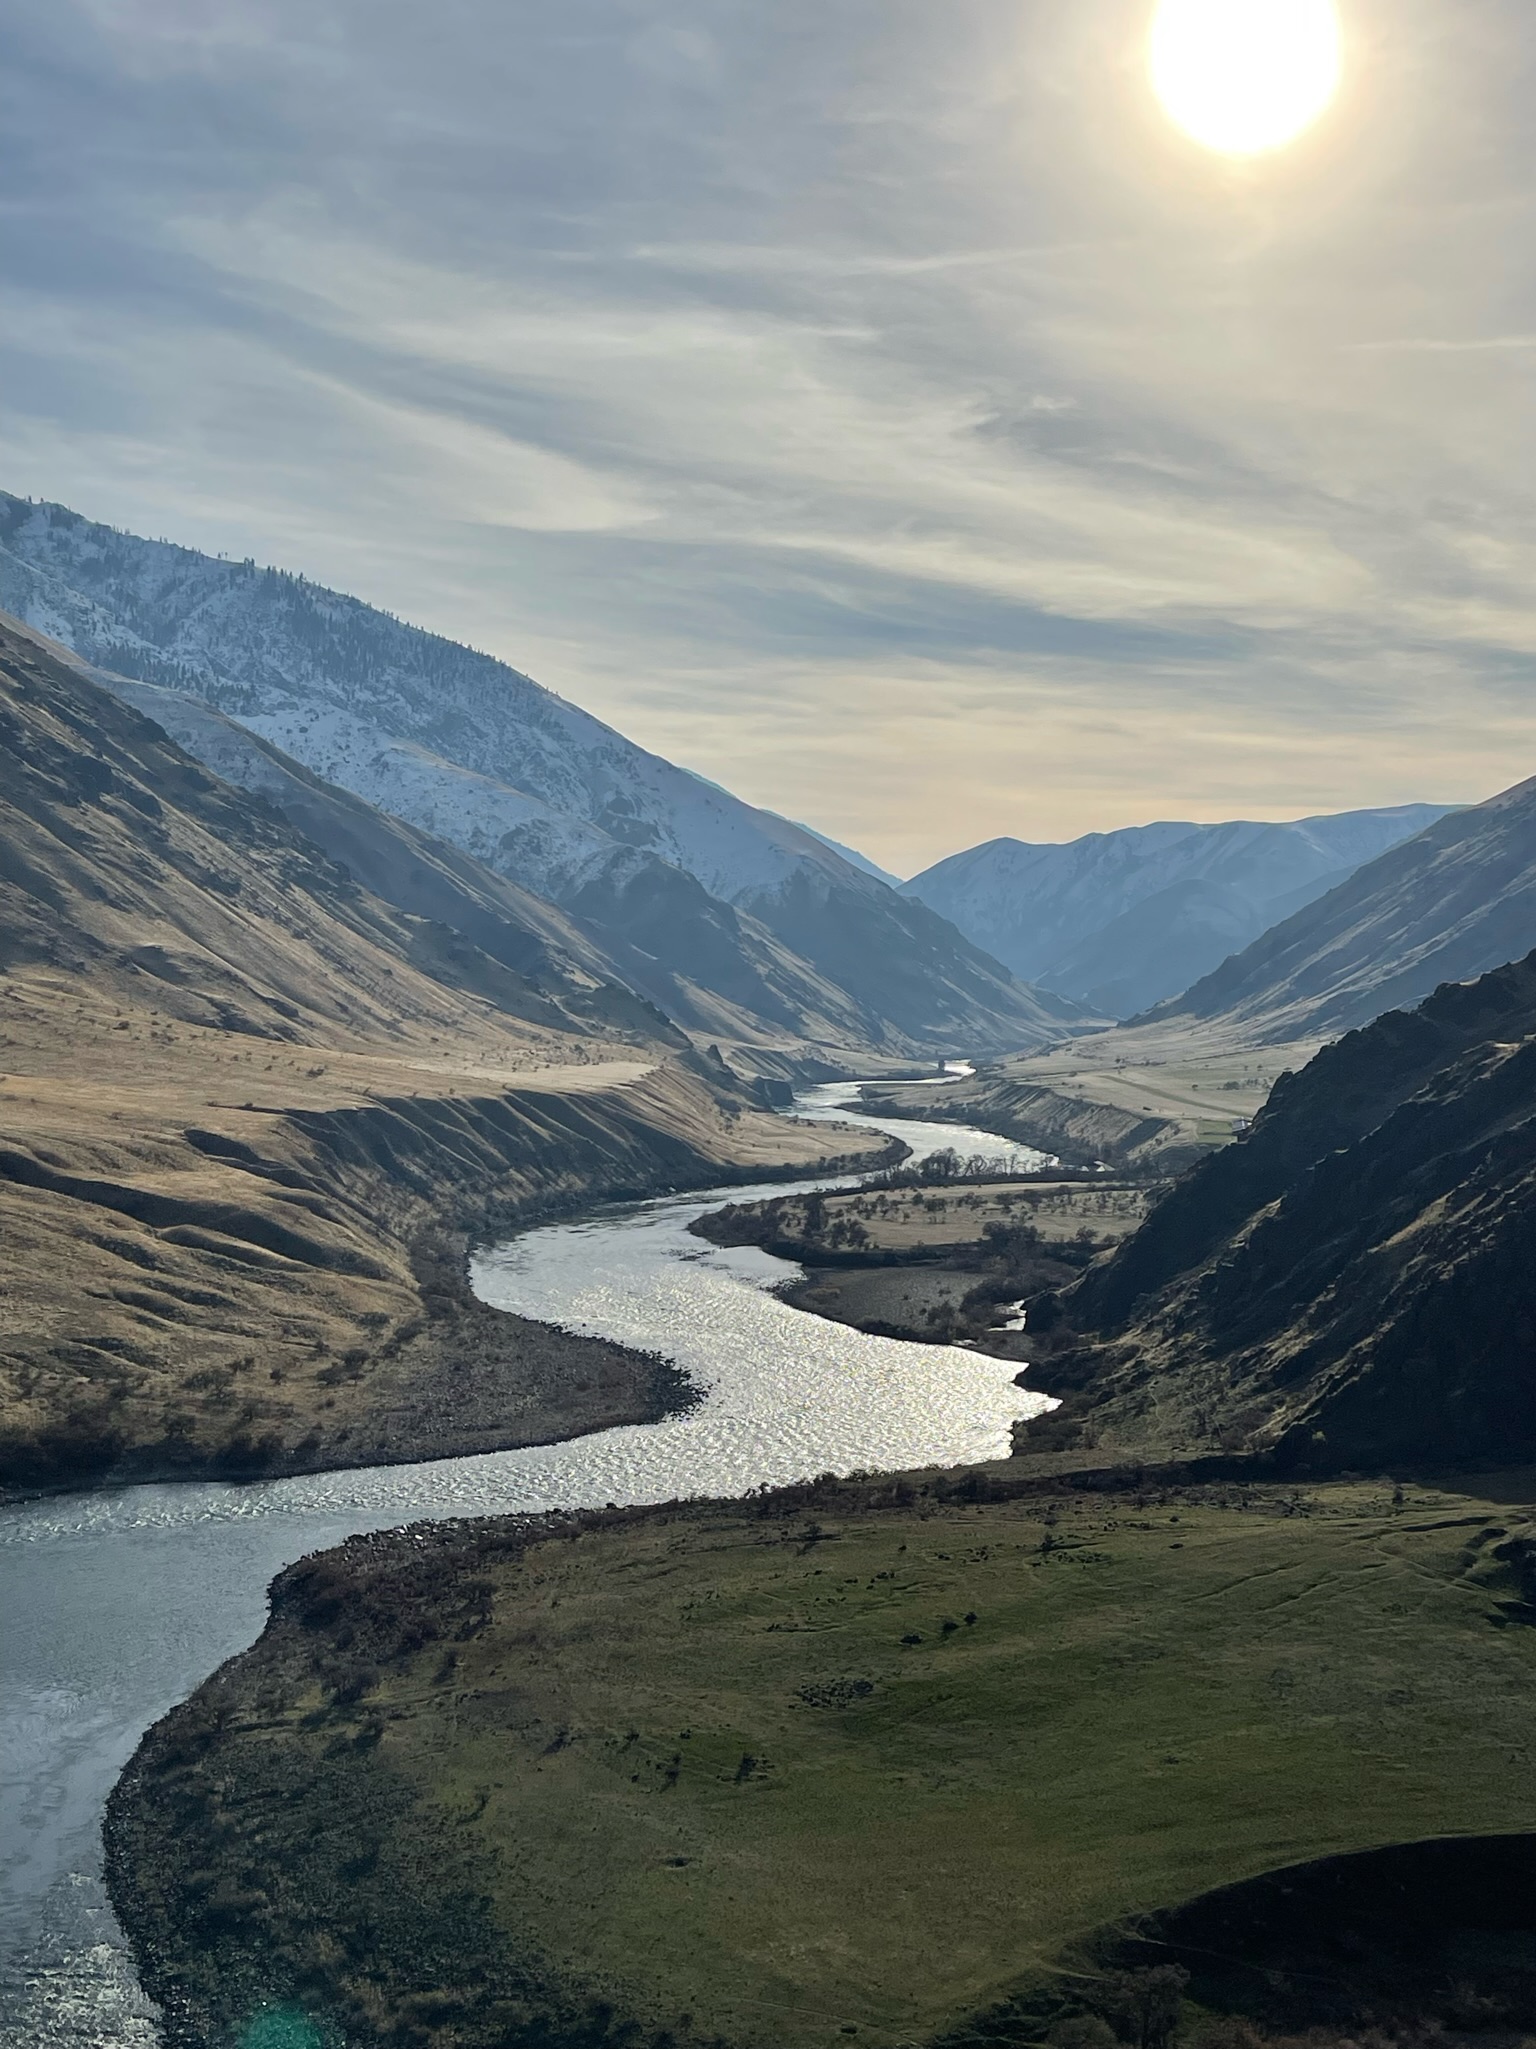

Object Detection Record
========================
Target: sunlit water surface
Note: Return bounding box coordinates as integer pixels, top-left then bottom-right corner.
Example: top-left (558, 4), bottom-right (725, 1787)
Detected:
top-left (0, 1080), bottom-right (1049, 2046)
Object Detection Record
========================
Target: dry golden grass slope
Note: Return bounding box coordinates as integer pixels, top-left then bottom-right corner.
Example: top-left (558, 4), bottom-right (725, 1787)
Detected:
top-left (0, 615), bottom-right (892, 1493)
top-left (863, 1024), bottom-right (1320, 1172)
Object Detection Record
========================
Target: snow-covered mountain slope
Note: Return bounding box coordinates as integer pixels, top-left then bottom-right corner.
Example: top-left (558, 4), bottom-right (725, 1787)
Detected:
top-left (234, 702), bottom-right (618, 891)
top-left (56, 658), bottom-right (679, 1038)
top-left (85, 665), bottom-right (897, 1049)
top-left (0, 608), bottom-right (661, 1061)
top-left (0, 492), bottom-right (1070, 1054)
top-left (902, 806), bottom-right (1453, 1018)
top-left (795, 824), bottom-right (901, 887)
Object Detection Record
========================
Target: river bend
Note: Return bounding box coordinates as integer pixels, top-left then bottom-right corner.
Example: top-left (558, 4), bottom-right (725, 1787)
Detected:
top-left (0, 1082), bottom-right (1050, 2047)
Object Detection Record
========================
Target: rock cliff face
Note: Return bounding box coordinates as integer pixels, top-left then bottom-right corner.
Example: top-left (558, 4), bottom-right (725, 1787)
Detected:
top-left (1041, 953), bottom-right (1536, 1469)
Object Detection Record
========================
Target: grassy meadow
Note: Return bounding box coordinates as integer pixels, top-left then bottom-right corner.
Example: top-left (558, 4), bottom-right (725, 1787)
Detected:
top-left (233, 1475), bottom-right (1536, 2049)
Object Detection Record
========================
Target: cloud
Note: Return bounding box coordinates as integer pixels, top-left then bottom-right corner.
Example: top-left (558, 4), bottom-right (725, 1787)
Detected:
top-left (0, 0), bottom-right (1534, 868)
top-left (1346, 335), bottom-right (1536, 354)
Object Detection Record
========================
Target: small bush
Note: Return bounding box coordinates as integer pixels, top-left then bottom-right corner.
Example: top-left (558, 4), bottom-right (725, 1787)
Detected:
top-left (1048, 2018), bottom-right (1119, 2049)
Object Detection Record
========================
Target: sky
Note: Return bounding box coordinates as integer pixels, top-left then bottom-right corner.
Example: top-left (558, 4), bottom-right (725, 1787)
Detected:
top-left (2, 0), bottom-right (1534, 875)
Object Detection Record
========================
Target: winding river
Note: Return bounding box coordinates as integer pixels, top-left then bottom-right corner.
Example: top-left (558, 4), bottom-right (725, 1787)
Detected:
top-left (0, 1081), bottom-right (1050, 2048)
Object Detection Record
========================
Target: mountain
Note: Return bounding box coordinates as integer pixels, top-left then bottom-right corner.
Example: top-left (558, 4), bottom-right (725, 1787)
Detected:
top-left (1030, 876), bottom-right (1276, 1022)
top-left (70, 664), bottom-right (916, 1054)
top-left (20, 641), bottom-right (692, 1041)
top-left (0, 610), bottom-right (900, 1490)
top-left (1032, 950), bottom-right (1536, 1471)
top-left (0, 610), bottom-right (650, 1051)
top-left (902, 807), bottom-right (1452, 1018)
top-left (795, 824), bottom-right (901, 887)
top-left (0, 492), bottom-right (1072, 1058)
top-left (1139, 775), bottom-right (1536, 1044)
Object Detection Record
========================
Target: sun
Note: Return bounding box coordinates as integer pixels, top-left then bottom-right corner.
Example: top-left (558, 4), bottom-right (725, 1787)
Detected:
top-left (1149, 0), bottom-right (1342, 157)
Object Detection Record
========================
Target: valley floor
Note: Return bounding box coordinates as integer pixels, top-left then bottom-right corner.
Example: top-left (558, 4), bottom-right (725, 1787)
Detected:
top-left (696, 1175), bottom-right (1150, 1348)
top-left (0, 972), bottom-right (894, 1496)
top-left (861, 1022), bottom-right (1325, 1171)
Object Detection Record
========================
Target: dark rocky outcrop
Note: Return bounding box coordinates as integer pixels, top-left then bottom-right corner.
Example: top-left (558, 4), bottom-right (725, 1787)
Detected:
top-left (1025, 951), bottom-right (1536, 1469)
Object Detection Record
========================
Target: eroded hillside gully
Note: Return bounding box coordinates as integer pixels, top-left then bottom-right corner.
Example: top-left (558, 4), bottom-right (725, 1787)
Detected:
top-left (0, 1077), bottom-right (1051, 2049)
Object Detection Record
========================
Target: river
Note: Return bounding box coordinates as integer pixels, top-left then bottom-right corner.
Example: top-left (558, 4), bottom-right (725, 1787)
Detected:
top-left (0, 1081), bottom-right (1051, 2048)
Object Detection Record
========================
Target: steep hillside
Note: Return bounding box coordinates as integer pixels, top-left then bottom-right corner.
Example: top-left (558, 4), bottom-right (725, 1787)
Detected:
top-left (1033, 876), bottom-right (1271, 1021)
top-left (75, 664), bottom-right (896, 1056)
top-left (1140, 775), bottom-right (1536, 1042)
top-left (1031, 952), bottom-right (1536, 1469)
top-left (0, 613), bottom-right (632, 1050)
top-left (0, 492), bottom-right (1070, 1056)
top-left (18, 644), bottom-right (686, 1039)
top-left (0, 615), bottom-right (894, 1491)
top-left (903, 807), bottom-right (1450, 1017)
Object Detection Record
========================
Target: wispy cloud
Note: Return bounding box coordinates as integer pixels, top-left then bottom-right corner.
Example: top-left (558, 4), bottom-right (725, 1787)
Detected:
top-left (0, 0), bottom-right (1532, 867)
top-left (1347, 335), bottom-right (1536, 353)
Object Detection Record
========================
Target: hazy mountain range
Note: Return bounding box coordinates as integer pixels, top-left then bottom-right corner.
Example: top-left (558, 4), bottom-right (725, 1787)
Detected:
top-left (0, 493), bottom-right (1072, 1062)
top-left (902, 808), bottom-right (1452, 1018)
top-left (1145, 773), bottom-right (1536, 1043)
top-left (13, 487), bottom-right (1520, 1067)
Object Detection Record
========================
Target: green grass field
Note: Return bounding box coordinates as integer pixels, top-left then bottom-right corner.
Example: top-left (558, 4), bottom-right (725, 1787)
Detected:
top-left (320, 1477), bottom-right (1536, 2049)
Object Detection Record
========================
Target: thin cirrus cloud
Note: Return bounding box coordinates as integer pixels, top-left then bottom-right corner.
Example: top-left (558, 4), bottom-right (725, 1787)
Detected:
top-left (1347, 335), bottom-right (1536, 353)
top-left (0, 0), bottom-right (1533, 870)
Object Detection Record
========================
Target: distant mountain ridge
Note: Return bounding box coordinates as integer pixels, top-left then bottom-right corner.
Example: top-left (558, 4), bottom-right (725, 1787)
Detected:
top-left (794, 824), bottom-right (900, 888)
top-left (1141, 773), bottom-right (1536, 1043)
top-left (902, 807), bottom-right (1452, 1019)
top-left (0, 492), bottom-right (1073, 1058)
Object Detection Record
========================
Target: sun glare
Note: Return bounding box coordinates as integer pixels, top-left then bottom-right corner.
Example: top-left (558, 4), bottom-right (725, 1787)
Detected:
top-left (1149, 0), bottom-right (1342, 157)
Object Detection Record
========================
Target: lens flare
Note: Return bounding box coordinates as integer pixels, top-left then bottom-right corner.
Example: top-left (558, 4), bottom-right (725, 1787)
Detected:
top-left (1149, 0), bottom-right (1342, 156)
